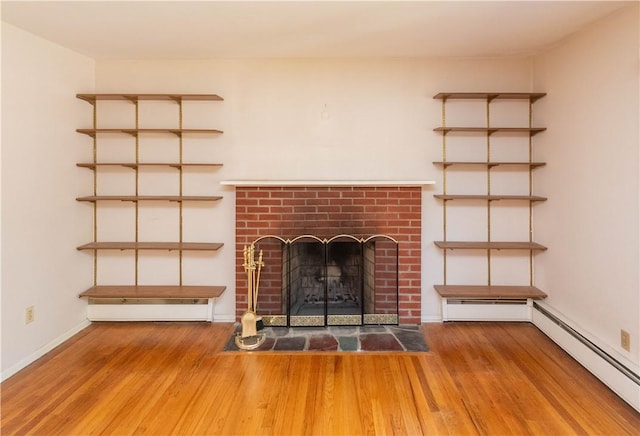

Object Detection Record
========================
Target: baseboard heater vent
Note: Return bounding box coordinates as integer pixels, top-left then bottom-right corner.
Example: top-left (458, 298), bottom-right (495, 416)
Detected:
top-left (442, 298), bottom-right (532, 321)
top-left (533, 302), bottom-right (640, 386)
top-left (86, 298), bottom-right (215, 321)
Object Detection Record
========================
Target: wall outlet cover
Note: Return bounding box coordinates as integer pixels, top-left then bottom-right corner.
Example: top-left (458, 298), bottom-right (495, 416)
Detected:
top-left (25, 306), bottom-right (35, 324)
top-left (621, 329), bottom-right (631, 352)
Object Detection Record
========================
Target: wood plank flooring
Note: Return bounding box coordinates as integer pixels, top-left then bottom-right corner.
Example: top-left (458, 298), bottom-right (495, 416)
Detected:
top-left (2, 322), bottom-right (638, 435)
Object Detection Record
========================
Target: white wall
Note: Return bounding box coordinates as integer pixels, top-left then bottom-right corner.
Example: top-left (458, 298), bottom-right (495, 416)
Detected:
top-left (1, 23), bottom-right (95, 378)
top-left (95, 58), bottom-right (534, 321)
top-left (533, 4), bottom-right (639, 369)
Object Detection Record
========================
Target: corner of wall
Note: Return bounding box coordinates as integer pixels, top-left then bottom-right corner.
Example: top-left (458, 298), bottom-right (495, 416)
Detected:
top-left (1, 23), bottom-right (96, 375)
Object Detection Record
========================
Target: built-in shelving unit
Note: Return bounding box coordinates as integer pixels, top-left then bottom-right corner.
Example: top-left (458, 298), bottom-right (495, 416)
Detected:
top-left (433, 92), bottom-right (548, 321)
top-left (76, 93), bottom-right (226, 320)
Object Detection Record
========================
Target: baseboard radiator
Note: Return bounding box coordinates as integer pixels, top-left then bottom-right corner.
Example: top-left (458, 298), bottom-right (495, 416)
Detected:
top-left (86, 298), bottom-right (216, 322)
top-left (532, 301), bottom-right (640, 412)
top-left (442, 298), bottom-right (532, 322)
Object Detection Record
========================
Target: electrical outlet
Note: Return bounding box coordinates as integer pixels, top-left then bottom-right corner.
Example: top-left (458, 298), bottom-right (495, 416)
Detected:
top-left (621, 330), bottom-right (630, 352)
top-left (25, 306), bottom-right (35, 324)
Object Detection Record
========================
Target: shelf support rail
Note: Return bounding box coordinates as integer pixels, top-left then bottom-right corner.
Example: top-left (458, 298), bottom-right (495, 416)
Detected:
top-left (93, 101), bottom-right (98, 286)
top-left (529, 100), bottom-right (534, 286)
top-left (486, 98), bottom-right (492, 286)
top-left (179, 100), bottom-right (184, 286)
top-left (441, 98), bottom-right (447, 285)
top-left (135, 101), bottom-right (140, 286)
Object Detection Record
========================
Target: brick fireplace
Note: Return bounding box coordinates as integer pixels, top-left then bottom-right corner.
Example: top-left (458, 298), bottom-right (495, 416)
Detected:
top-left (233, 184), bottom-right (423, 325)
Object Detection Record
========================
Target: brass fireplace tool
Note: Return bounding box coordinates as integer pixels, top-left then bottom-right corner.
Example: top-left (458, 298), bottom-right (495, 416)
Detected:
top-left (235, 243), bottom-right (266, 350)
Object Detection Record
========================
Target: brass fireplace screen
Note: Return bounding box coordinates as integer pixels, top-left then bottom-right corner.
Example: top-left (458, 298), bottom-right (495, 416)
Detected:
top-left (251, 234), bottom-right (399, 327)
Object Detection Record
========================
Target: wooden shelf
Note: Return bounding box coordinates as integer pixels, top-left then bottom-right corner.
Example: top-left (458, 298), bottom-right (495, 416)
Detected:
top-left (433, 92), bottom-right (546, 103)
top-left (77, 163), bottom-right (223, 170)
top-left (77, 94), bottom-right (223, 104)
top-left (77, 242), bottom-right (224, 251)
top-left (433, 161), bottom-right (546, 169)
top-left (76, 128), bottom-right (223, 138)
top-left (434, 194), bottom-right (547, 202)
top-left (433, 91), bottom-right (548, 319)
top-left (434, 241), bottom-right (547, 251)
top-left (434, 127), bottom-right (546, 136)
top-left (79, 285), bottom-right (226, 299)
top-left (76, 195), bottom-right (222, 202)
top-left (76, 91), bottom-right (226, 314)
top-left (434, 285), bottom-right (547, 299)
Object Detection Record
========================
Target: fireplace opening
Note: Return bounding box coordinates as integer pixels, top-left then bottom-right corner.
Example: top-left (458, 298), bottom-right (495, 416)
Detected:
top-left (253, 234), bottom-right (399, 327)
top-left (288, 240), bottom-right (363, 322)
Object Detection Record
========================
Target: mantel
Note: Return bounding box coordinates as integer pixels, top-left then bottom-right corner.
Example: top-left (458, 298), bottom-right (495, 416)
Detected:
top-left (220, 180), bottom-right (436, 187)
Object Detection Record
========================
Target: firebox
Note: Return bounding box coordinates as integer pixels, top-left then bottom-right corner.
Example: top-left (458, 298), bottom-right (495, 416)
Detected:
top-left (252, 234), bottom-right (399, 327)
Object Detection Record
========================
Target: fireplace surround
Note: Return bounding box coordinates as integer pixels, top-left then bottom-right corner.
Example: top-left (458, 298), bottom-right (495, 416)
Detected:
top-left (229, 183), bottom-right (427, 325)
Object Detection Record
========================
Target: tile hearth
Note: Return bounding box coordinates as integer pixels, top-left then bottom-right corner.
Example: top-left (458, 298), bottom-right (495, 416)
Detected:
top-left (224, 325), bottom-right (429, 352)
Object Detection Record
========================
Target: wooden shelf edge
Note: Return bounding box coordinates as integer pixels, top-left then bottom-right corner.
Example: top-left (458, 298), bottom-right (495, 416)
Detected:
top-left (434, 241), bottom-right (547, 251)
top-left (77, 163), bottom-right (223, 169)
top-left (76, 128), bottom-right (223, 137)
top-left (433, 92), bottom-right (546, 103)
top-left (433, 194), bottom-right (547, 202)
top-left (77, 242), bottom-right (224, 251)
top-left (76, 94), bottom-right (224, 104)
top-left (434, 285), bottom-right (547, 299)
top-left (76, 195), bottom-right (223, 202)
top-left (433, 161), bottom-right (546, 169)
top-left (79, 285), bottom-right (226, 299)
top-left (433, 127), bottom-right (546, 136)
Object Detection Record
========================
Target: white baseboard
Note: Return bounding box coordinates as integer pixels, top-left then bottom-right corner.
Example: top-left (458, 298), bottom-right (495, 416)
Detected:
top-left (212, 314), bottom-right (236, 323)
top-left (1, 319), bottom-right (91, 382)
top-left (421, 314), bottom-right (442, 323)
top-left (532, 302), bottom-right (640, 412)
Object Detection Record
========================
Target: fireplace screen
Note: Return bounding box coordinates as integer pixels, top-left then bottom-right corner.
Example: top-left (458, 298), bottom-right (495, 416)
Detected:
top-left (253, 235), bottom-right (398, 327)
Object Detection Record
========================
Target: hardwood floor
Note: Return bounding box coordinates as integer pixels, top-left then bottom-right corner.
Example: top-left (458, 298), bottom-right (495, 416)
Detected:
top-left (1, 322), bottom-right (638, 435)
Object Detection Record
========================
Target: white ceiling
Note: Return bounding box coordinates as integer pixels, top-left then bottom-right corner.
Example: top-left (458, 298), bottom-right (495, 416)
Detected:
top-left (1, 1), bottom-right (631, 60)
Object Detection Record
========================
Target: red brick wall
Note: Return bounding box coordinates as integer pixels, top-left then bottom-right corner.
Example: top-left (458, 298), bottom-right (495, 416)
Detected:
top-left (235, 186), bottom-right (422, 324)
top-left (374, 239), bottom-right (399, 314)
